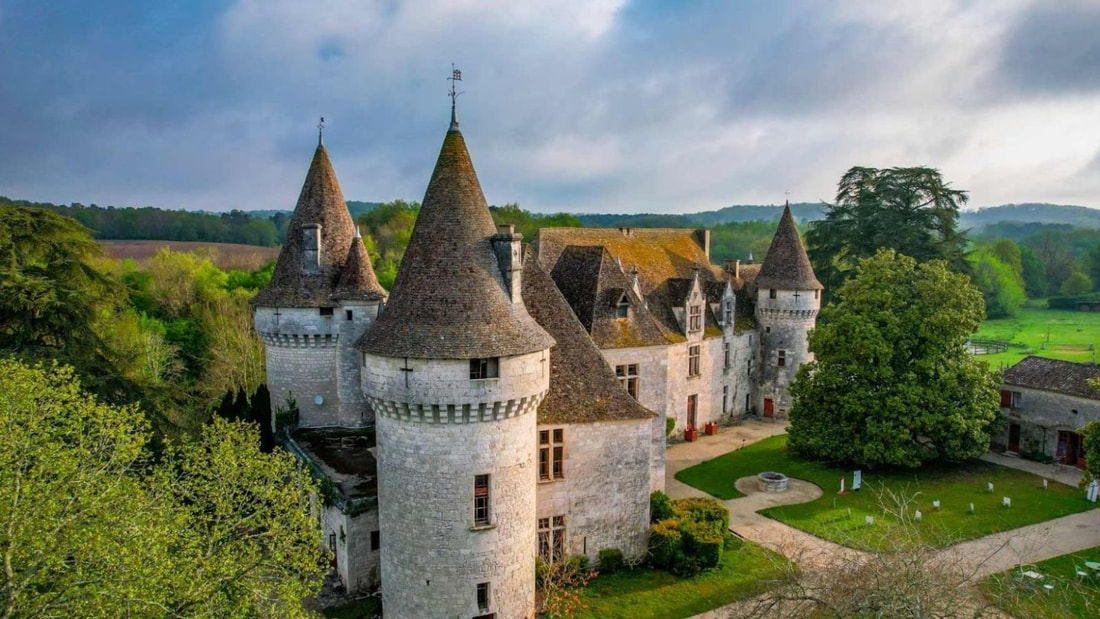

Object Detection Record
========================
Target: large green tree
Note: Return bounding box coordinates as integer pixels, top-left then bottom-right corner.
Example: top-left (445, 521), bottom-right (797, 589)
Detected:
top-left (806, 167), bottom-right (970, 299)
top-left (788, 250), bottom-right (1001, 469)
top-left (0, 359), bottom-right (324, 618)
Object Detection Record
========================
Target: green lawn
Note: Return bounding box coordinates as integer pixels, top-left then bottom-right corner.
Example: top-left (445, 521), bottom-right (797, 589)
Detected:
top-left (981, 546), bottom-right (1100, 618)
top-left (575, 542), bottom-right (784, 619)
top-left (974, 305), bottom-right (1100, 370)
top-left (676, 435), bottom-right (1096, 550)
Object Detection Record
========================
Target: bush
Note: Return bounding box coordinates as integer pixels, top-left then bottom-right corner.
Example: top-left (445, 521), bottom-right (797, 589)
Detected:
top-left (648, 519), bottom-right (683, 569)
top-left (666, 415), bottom-right (676, 437)
top-left (597, 548), bottom-right (624, 574)
top-left (646, 497), bottom-right (731, 576)
top-left (650, 490), bottom-right (675, 523)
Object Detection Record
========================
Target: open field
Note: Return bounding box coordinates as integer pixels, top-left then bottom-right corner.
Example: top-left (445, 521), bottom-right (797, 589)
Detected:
top-left (676, 435), bottom-right (1096, 551)
top-left (99, 240), bottom-right (279, 271)
top-left (575, 541), bottom-right (783, 619)
top-left (973, 305), bottom-right (1100, 370)
top-left (981, 545), bottom-right (1100, 618)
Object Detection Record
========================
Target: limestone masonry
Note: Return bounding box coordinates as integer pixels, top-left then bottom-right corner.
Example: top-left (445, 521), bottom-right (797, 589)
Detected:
top-left (252, 111), bottom-right (820, 618)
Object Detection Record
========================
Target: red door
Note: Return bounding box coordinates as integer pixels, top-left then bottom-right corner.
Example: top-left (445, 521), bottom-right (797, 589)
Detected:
top-left (1057, 431), bottom-right (1084, 467)
top-left (763, 398), bottom-right (774, 418)
top-left (687, 395), bottom-right (697, 429)
top-left (1008, 423), bottom-right (1021, 453)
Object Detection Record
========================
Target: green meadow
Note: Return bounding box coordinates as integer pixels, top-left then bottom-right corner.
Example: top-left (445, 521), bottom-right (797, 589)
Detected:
top-left (973, 305), bottom-right (1100, 370)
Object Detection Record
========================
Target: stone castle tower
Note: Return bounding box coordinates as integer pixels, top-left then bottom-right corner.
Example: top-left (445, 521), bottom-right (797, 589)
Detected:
top-left (754, 204), bottom-right (822, 418)
top-left (356, 113), bottom-right (555, 618)
top-left (252, 137), bottom-right (387, 428)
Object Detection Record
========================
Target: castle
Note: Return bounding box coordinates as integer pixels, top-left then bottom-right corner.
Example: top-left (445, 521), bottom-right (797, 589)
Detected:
top-left (252, 107), bottom-right (819, 618)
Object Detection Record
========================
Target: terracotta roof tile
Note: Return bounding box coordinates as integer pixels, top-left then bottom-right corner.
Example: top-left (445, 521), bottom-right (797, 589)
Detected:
top-left (358, 126), bottom-right (553, 359)
top-left (523, 251), bottom-right (655, 423)
top-left (756, 205), bottom-right (822, 291)
top-left (253, 145), bottom-right (383, 307)
top-left (1002, 356), bottom-right (1100, 400)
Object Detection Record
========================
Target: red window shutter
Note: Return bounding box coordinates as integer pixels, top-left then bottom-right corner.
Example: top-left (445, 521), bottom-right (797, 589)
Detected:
top-left (1000, 390), bottom-right (1012, 408)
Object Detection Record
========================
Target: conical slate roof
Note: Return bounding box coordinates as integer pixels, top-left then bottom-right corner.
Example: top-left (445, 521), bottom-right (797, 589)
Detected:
top-left (334, 231), bottom-right (387, 301)
top-left (253, 144), bottom-right (384, 306)
top-left (357, 125), bottom-right (553, 359)
top-left (755, 205), bottom-right (823, 290)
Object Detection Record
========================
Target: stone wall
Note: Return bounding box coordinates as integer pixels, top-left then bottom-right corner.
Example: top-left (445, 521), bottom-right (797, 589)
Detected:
top-left (335, 301), bottom-right (381, 426)
top-left (368, 351), bottom-right (548, 619)
top-left (755, 287), bottom-right (818, 417)
top-left (600, 345), bottom-right (668, 493)
top-left (536, 418), bottom-right (653, 564)
top-left (256, 306), bottom-right (343, 427)
top-left (998, 386), bottom-right (1100, 460)
top-left (322, 504), bottom-right (380, 592)
top-left (376, 408), bottom-right (538, 619)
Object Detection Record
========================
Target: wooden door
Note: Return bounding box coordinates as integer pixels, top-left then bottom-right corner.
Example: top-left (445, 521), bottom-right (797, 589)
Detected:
top-left (763, 398), bottom-right (774, 418)
top-left (1008, 423), bottom-right (1021, 453)
top-left (687, 394), bottom-right (697, 429)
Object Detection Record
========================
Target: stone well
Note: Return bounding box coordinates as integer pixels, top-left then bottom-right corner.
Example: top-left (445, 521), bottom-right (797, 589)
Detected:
top-left (758, 471), bottom-right (790, 492)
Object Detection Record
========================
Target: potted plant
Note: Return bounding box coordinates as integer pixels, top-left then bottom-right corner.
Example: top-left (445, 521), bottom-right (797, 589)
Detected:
top-left (684, 425), bottom-right (698, 442)
top-left (704, 422), bottom-right (718, 436)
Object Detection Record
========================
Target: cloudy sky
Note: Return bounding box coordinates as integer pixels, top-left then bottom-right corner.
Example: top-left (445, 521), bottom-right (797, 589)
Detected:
top-left (2, 0), bottom-right (1100, 214)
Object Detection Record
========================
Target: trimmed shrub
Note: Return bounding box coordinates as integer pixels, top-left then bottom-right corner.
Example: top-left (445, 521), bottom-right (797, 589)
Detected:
top-left (672, 497), bottom-right (728, 534)
top-left (597, 548), bottom-right (624, 574)
top-left (650, 490), bottom-right (675, 523)
top-left (681, 519), bottom-right (722, 569)
top-left (648, 518), bottom-right (682, 569)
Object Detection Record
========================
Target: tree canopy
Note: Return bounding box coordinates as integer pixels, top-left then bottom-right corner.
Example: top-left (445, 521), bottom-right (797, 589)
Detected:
top-left (806, 166), bottom-right (970, 299)
top-left (0, 359), bottom-right (323, 618)
top-left (788, 250), bottom-right (1000, 469)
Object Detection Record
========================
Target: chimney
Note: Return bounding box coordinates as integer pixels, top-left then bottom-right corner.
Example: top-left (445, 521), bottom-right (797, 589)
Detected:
top-left (724, 259), bottom-right (741, 280)
top-left (695, 229), bottom-right (711, 259)
top-left (491, 224), bottom-right (523, 304)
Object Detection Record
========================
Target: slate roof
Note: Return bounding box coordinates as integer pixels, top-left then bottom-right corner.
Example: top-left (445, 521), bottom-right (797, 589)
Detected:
top-left (536, 228), bottom-right (727, 346)
top-left (253, 145), bottom-right (385, 307)
top-left (548, 245), bottom-right (672, 348)
top-left (1002, 356), bottom-right (1100, 400)
top-left (755, 205), bottom-right (823, 291)
top-left (358, 125), bottom-right (553, 359)
top-left (522, 249), bottom-right (656, 424)
top-left (333, 232), bottom-right (387, 302)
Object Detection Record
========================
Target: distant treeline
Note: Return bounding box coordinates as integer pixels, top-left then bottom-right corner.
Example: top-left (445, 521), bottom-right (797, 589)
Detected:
top-left (2, 196), bottom-right (286, 246)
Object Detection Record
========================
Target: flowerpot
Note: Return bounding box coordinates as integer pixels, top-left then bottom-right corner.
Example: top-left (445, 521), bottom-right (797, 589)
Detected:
top-left (684, 427), bottom-right (698, 442)
top-left (704, 423), bottom-right (718, 436)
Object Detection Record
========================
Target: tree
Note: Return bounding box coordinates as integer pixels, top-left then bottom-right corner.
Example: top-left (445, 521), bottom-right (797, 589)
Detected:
top-left (1060, 271), bottom-right (1093, 296)
top-left (967, 248), bottom-right (1025, 318)
top-left (0, 205), bottom-right (132, 400)
top-left (806, 167), bottom-right (970, 299)
top-left (0, 359), bottom-right (325, 617)
top-left (788, 250), bottom-right (1001, 469)
top-left (1078, 419), bottom-right (1100, 489)
top-left (0, 359), bottom-right (174, 617)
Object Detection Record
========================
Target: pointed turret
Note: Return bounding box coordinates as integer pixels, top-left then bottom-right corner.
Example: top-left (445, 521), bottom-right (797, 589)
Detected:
top-left (358, 123), bottom-right (553, 358)
top-left (756, 204), bottom-right (823, 291)
top-left (333, 229), bottom-right (387, 301)
top-left (253, 144), bottom-right (369, 306)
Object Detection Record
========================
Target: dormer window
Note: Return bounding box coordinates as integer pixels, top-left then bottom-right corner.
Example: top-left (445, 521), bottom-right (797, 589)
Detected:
top-left (616, 293), bottom-right (630, 319)
top-left (470, 357), bottom-right (499, 380)
top-left (689, 305), bottom-right (702, 332)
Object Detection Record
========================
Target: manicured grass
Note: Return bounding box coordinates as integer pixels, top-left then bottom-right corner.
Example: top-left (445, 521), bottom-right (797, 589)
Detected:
top-left (575, 542), bottom-right (785, 619)
top-left (974, 305), bottom-right (1100, 369)
top-left (981, 546), bottom-right (1100, 618)
top-left (676, 435), bottom-right (1097, 550)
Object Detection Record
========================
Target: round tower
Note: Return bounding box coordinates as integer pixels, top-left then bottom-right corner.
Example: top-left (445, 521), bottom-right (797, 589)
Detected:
top-left (358, 114), bottom-right (553, 618)
top-left (252, 134), bottom-right (386, 429)
top-left (754, 204), bottom-right (822, 418)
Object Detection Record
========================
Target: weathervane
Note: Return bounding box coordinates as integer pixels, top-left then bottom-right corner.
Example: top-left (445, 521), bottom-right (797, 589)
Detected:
top-left (318, 116), bottom-right (325, 147)
top-left (448, 64), bottom-right (463, 129)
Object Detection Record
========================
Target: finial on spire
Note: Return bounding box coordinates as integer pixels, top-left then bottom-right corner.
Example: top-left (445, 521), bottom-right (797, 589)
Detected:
top-left (447, 64), bottom-right (463, 130)
top-left (785, 190), bottom-right (790, 208)
top-left (318, 116), bottom-right (325, 147)
top-left (354, 225), bottom-right (362, 239)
